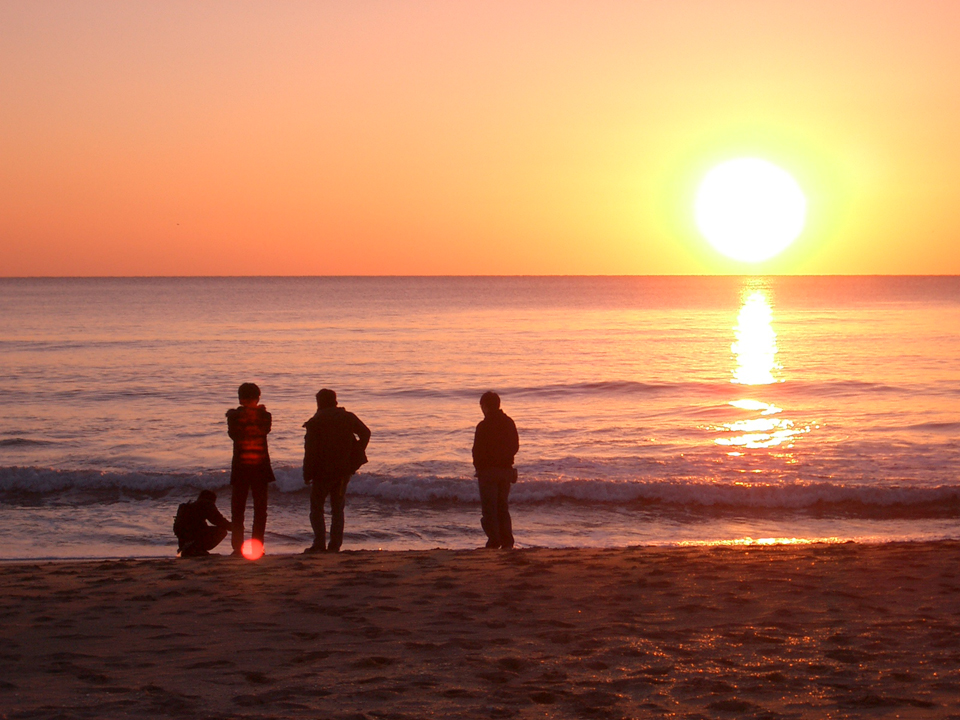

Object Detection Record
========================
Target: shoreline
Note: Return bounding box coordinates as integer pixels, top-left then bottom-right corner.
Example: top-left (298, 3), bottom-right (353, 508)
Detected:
top-left (3, 542), bottom-right (960, 718)
top-left (3, 533), bottom-right (960, 565)
top-left (4, 491), bottom-right (959, 561)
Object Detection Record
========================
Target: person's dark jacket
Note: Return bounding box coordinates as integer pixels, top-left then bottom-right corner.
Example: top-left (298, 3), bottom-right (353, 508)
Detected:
top-left (174, 496), bottom-right (232, 544)
top-left (226, 404), bottom-right (276, 484)
top-left (303, 407), bottom-right (371, 483)
top-left (472, 409), bottom-right (519, 472)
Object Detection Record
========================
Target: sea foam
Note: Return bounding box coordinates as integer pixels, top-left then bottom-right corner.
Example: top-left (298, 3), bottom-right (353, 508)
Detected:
top-left (2, 465), bottom-right (958, 518)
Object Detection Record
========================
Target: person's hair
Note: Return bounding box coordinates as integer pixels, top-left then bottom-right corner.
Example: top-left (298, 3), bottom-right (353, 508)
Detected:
top-left (198, 489), bottom-right (217, 503)
top-left (479, 391), bottom-right (500, 410)
top-left (316, 388), bottom-right (337, 408)
top-left (238, 382), bottom-right (261, 401)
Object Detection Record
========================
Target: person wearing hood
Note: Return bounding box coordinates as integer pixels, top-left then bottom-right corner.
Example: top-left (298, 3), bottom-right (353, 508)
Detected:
top-left (472, 391), bottom-right (520, 549)
top-left (302, 388), bottom-right (371, 553)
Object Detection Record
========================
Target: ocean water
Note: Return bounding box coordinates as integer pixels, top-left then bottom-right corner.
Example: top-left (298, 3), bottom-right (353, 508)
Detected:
top-left (0, 276), bottom-right (958, 559)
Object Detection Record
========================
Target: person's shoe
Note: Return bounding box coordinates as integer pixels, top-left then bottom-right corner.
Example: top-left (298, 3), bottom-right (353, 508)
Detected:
top-left (179, 542), bottom-right (212, 558)
top-left (484, 540), bottom-right (501, 549)
top-left (327, 545), bottom-right (341, 553)
top-left (230, 549), bottom-right (243, 557)
top-left (303, 544), bottom-right (325, 554)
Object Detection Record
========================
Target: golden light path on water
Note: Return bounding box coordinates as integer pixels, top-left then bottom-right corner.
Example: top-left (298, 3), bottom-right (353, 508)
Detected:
top-left (693, 288), bottom-right (824, 547)
top-left (715, 289), bottom-right (812, 451)
top-left (731, 292), bottom-right (779, 385)
top-left (678, 537), bottom-right (843, 547)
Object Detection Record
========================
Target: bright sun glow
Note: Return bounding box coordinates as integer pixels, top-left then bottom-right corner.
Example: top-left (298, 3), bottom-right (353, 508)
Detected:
top-left (695, 158), bottom-right (807, 262)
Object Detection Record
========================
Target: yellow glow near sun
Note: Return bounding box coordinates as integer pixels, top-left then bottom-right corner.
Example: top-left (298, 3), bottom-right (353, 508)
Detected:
top-left (695, 158), bottom-right (807, 262)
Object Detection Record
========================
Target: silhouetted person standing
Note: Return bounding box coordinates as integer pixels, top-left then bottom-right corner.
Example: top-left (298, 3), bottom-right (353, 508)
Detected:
top-left (302, 389), bottom-right (370, 553)
top-left (173, 489), bottom-right (233, 557)
top-left (472, 391), bottom-right (519, 549)
top-left (227, 382), bottom-right (275, 555)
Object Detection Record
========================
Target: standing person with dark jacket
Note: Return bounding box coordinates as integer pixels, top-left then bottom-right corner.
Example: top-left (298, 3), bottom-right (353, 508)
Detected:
top-left (302, 388), bottom-right (371, 553)
top-left (173, 489), bottom-right (233, 557)
top-left (226, 382), bottom-right (275, 556)
top-left (472, 391), bottom-right (520, 549)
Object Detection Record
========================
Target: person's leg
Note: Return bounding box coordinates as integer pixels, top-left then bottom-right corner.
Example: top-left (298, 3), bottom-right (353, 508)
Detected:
top-left (251, 481), bottom-right (269, 545)
top-left (496, 479), bottom-right (514, 549)
top-left (178, 532), bottom-right (202, 557)
top-left (231, 480), bottom-right (249, 553)
top-left (327, 477), bottom-right (348, 552)
top-left (477, 475), bottom-right (501, 548)
top-left (308, 481), bottom-right (328, 551)
top-left (199, 525), bottom-right (228, 553)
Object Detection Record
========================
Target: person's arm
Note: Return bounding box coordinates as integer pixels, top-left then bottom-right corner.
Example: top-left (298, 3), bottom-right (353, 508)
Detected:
top-left (203, 501), bottom-right (233, 530)
top-left (303, 423), bottom-right (317, 484)
top-left (260, 407), bottom-right (272, 435)
top-left (226, 409), bottom-right (241, 441)
top-left (472, 421), bottom-right (485, 470)
top-left (352, 415), bottom-right (371, 451)
top-left (507, 417), bottom-right (519, 458)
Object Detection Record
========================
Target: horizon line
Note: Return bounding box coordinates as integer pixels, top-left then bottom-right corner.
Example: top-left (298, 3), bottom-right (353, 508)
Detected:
top-left (2, 273), bottom-right (959, 280)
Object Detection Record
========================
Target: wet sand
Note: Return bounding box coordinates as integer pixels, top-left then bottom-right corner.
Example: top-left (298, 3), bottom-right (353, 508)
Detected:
top-left (2, 542), bottom-right (959, 719)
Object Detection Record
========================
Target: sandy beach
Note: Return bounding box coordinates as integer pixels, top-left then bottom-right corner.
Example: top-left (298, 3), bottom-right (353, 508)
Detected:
top-left (2, 542), bottom-right (959, 719)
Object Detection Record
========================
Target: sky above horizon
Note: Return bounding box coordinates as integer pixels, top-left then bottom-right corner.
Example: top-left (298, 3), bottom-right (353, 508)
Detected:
top-left (2, 1), bottom-right (960, 276)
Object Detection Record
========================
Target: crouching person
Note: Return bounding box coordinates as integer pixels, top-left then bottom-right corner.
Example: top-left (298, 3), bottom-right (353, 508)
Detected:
top-left (174, 490), bottom-right (233, 557)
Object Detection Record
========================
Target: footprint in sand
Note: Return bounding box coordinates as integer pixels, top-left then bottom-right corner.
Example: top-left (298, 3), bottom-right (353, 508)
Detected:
top-left (241, 671), bottom-right (273, 684)
top-left (185, 660), bottom-right (235, 670)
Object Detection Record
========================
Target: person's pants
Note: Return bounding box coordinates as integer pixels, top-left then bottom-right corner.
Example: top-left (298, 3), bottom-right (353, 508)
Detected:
top-left (478, 469), bottom-right (514, 549)
top-left (310, 476), bottom-right (349, 551)
top-left (232, 479), bottom-right (269, 552)
top-left (180, 525), bottom-right (228, 557)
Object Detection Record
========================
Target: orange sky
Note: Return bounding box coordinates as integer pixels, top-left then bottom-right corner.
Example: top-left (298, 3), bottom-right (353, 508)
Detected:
top-left (2, 1), bottom-right (959, 276)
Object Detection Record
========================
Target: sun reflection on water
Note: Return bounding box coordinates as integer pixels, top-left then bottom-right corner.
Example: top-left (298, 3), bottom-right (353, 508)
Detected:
top-left (732, 291), bottom-right (779, 386)
top-left (713, 289), bottom-right (812, 450)
top-left (678, 537), bottom-right (841, 547)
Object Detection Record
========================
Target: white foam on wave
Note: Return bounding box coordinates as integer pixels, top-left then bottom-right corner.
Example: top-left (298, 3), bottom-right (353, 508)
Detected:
top-left (348, 473), bottom-right (960, 511)
top-left (0, 466), bottom-right (230, 494)
top-left (2, 465), bottom-right (959, 515)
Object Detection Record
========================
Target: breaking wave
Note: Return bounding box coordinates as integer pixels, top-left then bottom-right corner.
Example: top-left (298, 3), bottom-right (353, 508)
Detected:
top-left (0, 438), bottom-right (55, 447)
top-left (2, 465), bottom-right (959, 518)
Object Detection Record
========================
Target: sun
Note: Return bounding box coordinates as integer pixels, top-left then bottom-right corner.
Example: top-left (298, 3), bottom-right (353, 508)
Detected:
top-left (695, 158), bottom-right (807, 263)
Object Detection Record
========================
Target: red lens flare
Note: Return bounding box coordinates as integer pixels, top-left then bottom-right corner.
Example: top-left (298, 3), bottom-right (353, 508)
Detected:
top-left (241, 539), bottom-right (264, 561)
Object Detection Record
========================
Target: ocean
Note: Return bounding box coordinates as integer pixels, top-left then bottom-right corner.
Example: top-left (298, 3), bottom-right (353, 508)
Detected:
top-left (1, 276), bottom-right (958, 559)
